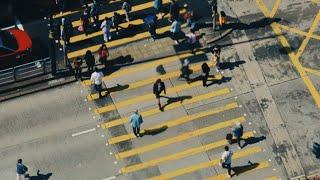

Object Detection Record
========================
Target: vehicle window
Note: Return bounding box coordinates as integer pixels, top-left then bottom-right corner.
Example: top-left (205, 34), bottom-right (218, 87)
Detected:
top-left (0, 31), bottom-right (18, 51)
top-left (0, 46), bottom-right (14, 56)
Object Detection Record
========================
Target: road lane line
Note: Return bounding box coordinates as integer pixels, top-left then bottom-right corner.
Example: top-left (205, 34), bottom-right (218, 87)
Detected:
top-left (304, 67), bottom-right (320, 77)
top-left (205, 160), bottom-right (270, 180)
top-left (109, 102), bottom-right (239, 145)
top-left (102, 175), bottom-right (116, 180)
top-left (121, 131), bottom-right (252, 173)
top-left (71, 0), bottom-right (170, 27)
top-left (91, 61), bottom-right (219, 103)
top-left (71, 128), bottom-right (96, 137)
top-left (81, 51), bottom-right (205, 86)
top-left (67, 21), bottom-right (187, 59)
top-left (269, 0), bottom-right (281, 18)
top-left (115, 116), bottom-right (245, 160)
top-left (100, 87), bottom-right (231, 128)
top-left (276, 23), bottom-right (320, 40)
top-left (92, 82), bottom-right (203, 113)
top-left (148, 146), bottom-right (262, 180)
top-left (295, 11), bottom-right (320, 59)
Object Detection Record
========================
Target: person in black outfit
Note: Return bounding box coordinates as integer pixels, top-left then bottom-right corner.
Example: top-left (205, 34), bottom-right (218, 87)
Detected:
top-left (81, 8), bottom-right (91, 35)
top-left (84, 50), bottom-right (95, 72)
top-left (112, 12), bottom-right (121, 35)
top-left (201, 62), bottom-right (211, 87)
top-left (153, 79), bottom-right (166, 111)
top-left (169, 0), bottom-right (179, 22)
top-left (74, 57), bottom-right (83, 80)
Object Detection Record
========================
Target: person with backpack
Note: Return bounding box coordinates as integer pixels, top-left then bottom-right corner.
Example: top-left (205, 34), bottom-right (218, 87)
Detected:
top-left (112, 12), bottom-right (121, 35)
top-left (129, 110), bottom-right (143, 137)
top-left (153, 79), bottom-right (166, 111)
top-left (100, 17), bottom-right (113, 42)
top-left (220, 146), bottom-right (233, 178)
top-left (122, 0), bottom-right (132, 22)
top-left (16, 159), bottom-right (29, 180)
top-left (201, 62), bottom-right (211, 87)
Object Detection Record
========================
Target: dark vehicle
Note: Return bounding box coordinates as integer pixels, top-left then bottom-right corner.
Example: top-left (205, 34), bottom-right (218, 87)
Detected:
top-left (0, 28), bottom-right (32, 68)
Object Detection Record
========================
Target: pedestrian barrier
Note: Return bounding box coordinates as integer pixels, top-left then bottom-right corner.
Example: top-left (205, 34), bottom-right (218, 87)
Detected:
top-left (0, 58), bottom-right (51, 86)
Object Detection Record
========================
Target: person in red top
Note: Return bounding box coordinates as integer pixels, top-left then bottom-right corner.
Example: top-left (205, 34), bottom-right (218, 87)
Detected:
top-left (98, 44), bottom-right (109, 69)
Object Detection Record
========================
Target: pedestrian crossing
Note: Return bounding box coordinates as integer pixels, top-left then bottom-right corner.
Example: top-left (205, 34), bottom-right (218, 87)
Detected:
top-left (62, 0), bottom-right (283, 179)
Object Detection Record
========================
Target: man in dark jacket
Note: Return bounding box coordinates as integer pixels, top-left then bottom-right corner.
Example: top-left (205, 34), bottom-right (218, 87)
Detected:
top-left (169, 0), bottom-right (179, 22)
top-left (153, 79), bottom-right (166, 111)
top-left (16, 159), bottom-right (28, 179)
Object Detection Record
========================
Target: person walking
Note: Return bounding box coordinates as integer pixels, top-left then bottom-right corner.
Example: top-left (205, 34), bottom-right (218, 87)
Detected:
top-left (129, 110), bottom-right (143, 137)
top-left (74, 57), bottom-right (83, 80)
top-left (90, 0), bottom-right (100, 27)
top-left (169, 0), bottom-right (179, 22)
top-left (154, 0), bottom-right (163, 19)
top-left (232, 122), bottom-right (244, 149)
top-left (180, 59), bottom-right (190, 83)
top-left (81, 8), bottom-right (91, 35)
top-left (55, 0), bottom-right (65, 14)
top-left (122, 0), bottom-right (132, 22)
top-left (170, 19), bottom-right (181, 44)
top-left (90, 68), bottom-right (104, 98)
top-left (16, 159), bottom-right (28, 180)
top-left (183, 10), bottom-right (196, 30)
top-left (185, 29), bottom-right (196, 53)
top-left (201, 62), bottom-right (211, 87)
top-left (211, 45), bottom-right (221, 72)
top-left (144, 14), bottom-right (157, 40)
top-left (112, 12), bottom-right (121, 35)
top-left (153, 79), bottom-right (166, 111)
top-left (98, 44), bottom-right (109, 68)
top-left (84, 50), bottom-right (95, 72)
top-left (100, 17), bottom-right (112, 42)
top-left (220, 146), bottom-right (233, 178)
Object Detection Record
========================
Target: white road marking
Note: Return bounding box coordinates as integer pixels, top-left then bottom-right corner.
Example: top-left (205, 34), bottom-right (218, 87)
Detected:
top-left (101, 134), bottom-right (105, 138)
top-left (72, 128), bottom-right (96, 137)
top-left (1, 25), bottom-right (15, 30)
top-left (15, 19), bottom-right (24, 31)
top-left (102, 176), bottom-right (116, 180)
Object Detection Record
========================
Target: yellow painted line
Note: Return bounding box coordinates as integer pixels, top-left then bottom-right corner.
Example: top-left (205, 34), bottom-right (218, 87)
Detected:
top-left (68, 20), bottom-right (187, 59)
top-left (148, 146), bottom-right (262, 180)
top-left (304, 67), bottom-right (320, 77)
top-left (91, 61), bottom-right (219, 103)
top-left (53, 0), bottom-right (120, 19)
top-left (110, 102), bottom-right (239, 145)
top-left (116, 116), bottom-right (246, 160)
top-left (101, 87), bottom-right (231, 128)
top-left (265, 176), bottom-right (280, 180)
top-left (92, 81), bottom-right (202, 113)
top-left (256, 0), bottom-right (320, 108)
top-left (70, 19), bottom-right (143, 43)
top-left (121, 131), bottom-right (252, 173)
top-left (269, 0), bottom-right (281, 18)
top-left (276, 23), bottom-right (320, 41)
top-left (71, 0), bottom-right (170, 27)
top-left (82, 51), bottom-right (205, 86)
top-left (295, 11), bottom-right (320, 59)
top-left (205, 160), bottom-right (270, 180)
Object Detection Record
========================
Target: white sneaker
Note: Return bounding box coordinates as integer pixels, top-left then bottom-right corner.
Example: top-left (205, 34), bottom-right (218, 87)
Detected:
top-left (174, 40), bottom-right (179, 45)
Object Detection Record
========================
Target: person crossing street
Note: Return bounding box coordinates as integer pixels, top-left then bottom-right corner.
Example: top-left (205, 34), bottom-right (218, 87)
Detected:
top-left (90, 68), bottom-right (105, 98)
top-left (220, 146), bottom-right (233, 178)
top-left (153, 79), bottom-right (166, 111)
top-left (129, 110), bottom-right (143, 137)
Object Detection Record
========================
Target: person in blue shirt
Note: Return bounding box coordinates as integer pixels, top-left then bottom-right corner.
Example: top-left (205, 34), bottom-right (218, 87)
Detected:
top-left (232, 122), bottom-right (244, 149)
top-left (16, 159), bottom-right (28, 179)
top-left (129, 110), bottom-right (143, 137)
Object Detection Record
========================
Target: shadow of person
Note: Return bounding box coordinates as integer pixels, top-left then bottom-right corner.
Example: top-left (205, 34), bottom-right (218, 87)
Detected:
top-left (231, 161), bottom-right (259, 177)
top-left (242, 136), bottom-right (266, 148)
top-left (141, 125), bottom-right (168, 137)
top-left (312, 142), bottom-right (320, 159)
top-left (107, 84), bottom-right (129, 93)
top-left (161, 95), bottom-right (192, 110)
top-left (219, 61), bottom-right (246, 70)
top-left (206, 76), bottom-right (232, 86)
top-left (28, 170), bottom-right (52, 180)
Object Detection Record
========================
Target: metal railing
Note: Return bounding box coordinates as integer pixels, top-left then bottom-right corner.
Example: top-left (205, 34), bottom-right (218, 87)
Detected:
top-left (0, 57), bottom-right (51, 86)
